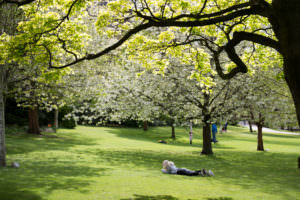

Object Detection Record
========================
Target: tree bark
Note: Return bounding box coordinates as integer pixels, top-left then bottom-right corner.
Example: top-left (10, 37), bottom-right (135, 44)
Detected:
top-left (271, 0), bottom-right (300, 127)
top-left (0, 3), bottom-right (20, 167)
top-left (201, 122), bottom-right (213, 155)
top-left (189, 121), bottom-right (192, 145)
top-left (28, 107), bottom-right (40, 134)
top-left (248, 120), bottom-right (253, 132)
top-left (171, 124), bottom-right (175, 139)
top-left (257, 123), bottom-right (264, 151)
top-left (143, 120), bottom-right (148, 131)
top-left (0, 66), bottom-right (6, 167)
top-left (54, 109), bottom-right (59, 131)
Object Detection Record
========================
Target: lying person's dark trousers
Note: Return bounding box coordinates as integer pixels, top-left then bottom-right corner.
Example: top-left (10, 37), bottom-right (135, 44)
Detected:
top-left (176, 168), bottom-right (200, 176)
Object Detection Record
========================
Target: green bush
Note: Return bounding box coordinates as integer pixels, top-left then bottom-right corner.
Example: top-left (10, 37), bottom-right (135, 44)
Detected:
top-left (59, 106), bottom-right (76, 129)
top-left (60, 118), bottom-right (76, 129)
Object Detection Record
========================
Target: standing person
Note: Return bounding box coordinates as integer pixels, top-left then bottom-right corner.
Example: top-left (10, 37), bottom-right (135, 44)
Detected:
top-left (211, 123), bottom-right (218, 143)
top-left (222, 122), bottom-right (228, 133)
top-left (224, 122), bottom-right (228, 132)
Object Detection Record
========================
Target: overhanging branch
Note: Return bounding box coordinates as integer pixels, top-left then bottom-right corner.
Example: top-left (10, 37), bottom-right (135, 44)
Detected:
top-left (0, 0), bottom-right (35, 6)
top-left (213, 31), bottom-right (281, 80)
top-left (50, 22), bottom-right (153, 68)
top-left (48, 0), bottom-right (273, 69)
top-left (229, 31), bottom-right (281, 53)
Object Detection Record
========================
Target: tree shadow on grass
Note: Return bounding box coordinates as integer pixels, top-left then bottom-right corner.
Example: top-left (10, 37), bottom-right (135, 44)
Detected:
top-left (105, 127), bottom-right (236, 151)
top-left (88, 147), bottom-right (300, 197)
top-left (120, 194), bottom-right (180, 200)
top-left (120, 194), bottom-right (232, 200)
top-left (224, 133), bottom-right (300, 147)
top-left (0, 159), bottom-right (108, 200)
top-left (5, 131), bottom-right (97, 155)
top-left (0, 188), bottom-right (42, 200)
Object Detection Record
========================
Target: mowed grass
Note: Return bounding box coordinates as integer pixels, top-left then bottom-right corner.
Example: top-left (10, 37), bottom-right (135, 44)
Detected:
top-left (1, 125), bottom-right (300, 200)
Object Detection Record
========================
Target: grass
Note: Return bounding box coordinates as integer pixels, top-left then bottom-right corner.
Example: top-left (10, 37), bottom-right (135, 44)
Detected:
top-left (0, 125), bottom-right (300, 200)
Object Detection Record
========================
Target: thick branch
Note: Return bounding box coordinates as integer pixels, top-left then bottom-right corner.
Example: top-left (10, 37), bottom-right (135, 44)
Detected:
top-left (171, 2), bottom-right (252, 21)
top-left (229, 31), bottom-right (281, 53)
top-left (213, 51), bottom-right (247, 80)
top-left (214, 31), bottom-right (281, 79)
top-left (0, 0), bottom-right (35, 6)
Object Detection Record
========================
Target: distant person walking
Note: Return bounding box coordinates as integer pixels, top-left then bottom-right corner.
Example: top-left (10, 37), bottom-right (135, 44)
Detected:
top-left (211, 123), bottom-right (218, 143)
top-left (222, 122), bottom-right (228, 133)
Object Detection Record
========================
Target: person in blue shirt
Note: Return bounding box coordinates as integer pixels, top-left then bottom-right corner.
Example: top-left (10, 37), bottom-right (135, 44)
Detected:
top-left (211, 123), bottom-right (218, 143)
top-left (223, 122), bottom-right (228, 132)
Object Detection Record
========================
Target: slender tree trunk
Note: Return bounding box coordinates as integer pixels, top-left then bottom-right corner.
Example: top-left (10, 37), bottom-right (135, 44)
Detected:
top-left (171, 124), bottom-right (175, 139)
top-left (257, 123), bottom-right (264, 151)
top-left (271, 0), bottom-right (300, 127)
top-left (28, 107), bottom-right (40, 134)
top-left (201, 122), bottom-right (213, 155)
top-left (54, 109), bottom-right (59, 132)
top-left (143, 121), bottom-right (148, 131)
top-left (189, 121), bottom-right (192, 145)
top-left (0, 66), bottom-right (6, 167)
top-left (248, 121), bottom-right (253, 133)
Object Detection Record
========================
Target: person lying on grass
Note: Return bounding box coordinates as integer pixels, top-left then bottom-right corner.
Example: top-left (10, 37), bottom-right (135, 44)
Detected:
top-left (161, 160), bottom-right (214, 176)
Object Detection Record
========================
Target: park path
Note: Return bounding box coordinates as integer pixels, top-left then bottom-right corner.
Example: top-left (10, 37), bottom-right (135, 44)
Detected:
top-left (238, 121), bottom-right (300, 136)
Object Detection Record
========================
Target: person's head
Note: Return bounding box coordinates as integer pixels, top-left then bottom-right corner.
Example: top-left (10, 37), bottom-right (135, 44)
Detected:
top-left (168, 161), bottom-right (175, 168)
top-left (162, 160), bottom-right (169, 169)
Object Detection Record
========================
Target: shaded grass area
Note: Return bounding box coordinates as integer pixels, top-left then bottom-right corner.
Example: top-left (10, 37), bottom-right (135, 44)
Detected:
top-left (0, 125), bottom-right (299, 200)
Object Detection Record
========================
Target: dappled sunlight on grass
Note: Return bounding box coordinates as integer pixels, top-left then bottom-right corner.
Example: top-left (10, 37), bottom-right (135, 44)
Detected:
top-left (0, 125), bottom-right (299, 200)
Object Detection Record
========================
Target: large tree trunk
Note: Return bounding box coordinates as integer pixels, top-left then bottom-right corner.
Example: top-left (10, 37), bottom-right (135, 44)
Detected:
top-left (271, 0), bottom-right (300, 127)
top-left (0, 67), bottom-right (6, 167)
top-left (257, 123), bottom-right (264, 151)
top-left (283, 54), bottom-right (300, 128)
top-left (171, 124), bottom-right (175, 139)
top-left (143, 121), bottom-right (148, 131)
top-left (201, 122), bottom-right (213, 155)
top-left (0, 3), bottom-right (20, 167)
top-left (28, 107), bottom-right (40, 134)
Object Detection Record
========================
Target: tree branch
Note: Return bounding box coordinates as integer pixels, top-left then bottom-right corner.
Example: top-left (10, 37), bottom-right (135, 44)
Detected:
top-left (228, 31), bottom-right (281, 53)
top-left (0, 0), bottom-right (35, 6)
top-left (50, 22), bottom-right (153, 68)
top-left (213, 31), bottom-right (281, 80)
top-left (49, 0), bottom-right (274, 69)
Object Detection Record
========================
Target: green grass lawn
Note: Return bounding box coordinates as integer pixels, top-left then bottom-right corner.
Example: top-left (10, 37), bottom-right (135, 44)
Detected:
top-left (1, 125), bottom-right (300, 200)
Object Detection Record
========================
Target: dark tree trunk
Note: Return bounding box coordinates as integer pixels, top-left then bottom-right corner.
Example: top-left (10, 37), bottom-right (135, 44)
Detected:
top-left (248, 121), bottom-right (253, 132)
top-left (171, 124), bottom-right (175, 139)
top-left (54, 109), bottom-right (59, 129)
top-left (201, 122), bottom-right (213, 155)
top-left (0, 3), bottom-right (20, 167)
top-left (271, 0), bottom-right (300, 127)
top-left (28, 107), bottom-right (40, 134)
top-left (257, 123), bottom-right (264, 151)
top-left (0, 67), bottom-right (6, 167)
top-left (189, 121), bottom-right (192, 145)
top-left (283, 54), bottom-right (300, 128)
top-left (143, 121), bottom-right (148, 131)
